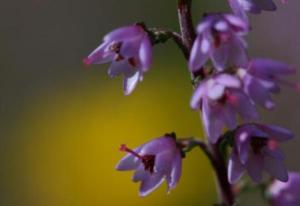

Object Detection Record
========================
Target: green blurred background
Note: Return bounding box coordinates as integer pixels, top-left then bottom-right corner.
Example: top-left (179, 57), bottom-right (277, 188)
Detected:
top-left (1, 0), bottom-right (300, 205)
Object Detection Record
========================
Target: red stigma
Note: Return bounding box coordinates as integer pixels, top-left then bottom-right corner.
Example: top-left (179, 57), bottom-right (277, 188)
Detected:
top-left (268, 139), bottom-right (278, 150)
top-left (83, 58), bottom-right (92, 66)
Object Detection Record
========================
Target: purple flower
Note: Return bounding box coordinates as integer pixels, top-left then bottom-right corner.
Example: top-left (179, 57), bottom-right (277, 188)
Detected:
top-left (228, 123), bottom-right (293, 183)
top-left (116, 135), bottom-right (182, 196)
top-left (228, 0), bottom-right (287, 21)
top-left (190, 74), bottom-right (258, 143)
top-left (237, 58), bottom-right (296, 109)
top-left (84, 25), bottom-right (152, 95)
top-left (268, 172), bottom-right (300, 206)
top-left (189, 13), bottom-right (248, 72)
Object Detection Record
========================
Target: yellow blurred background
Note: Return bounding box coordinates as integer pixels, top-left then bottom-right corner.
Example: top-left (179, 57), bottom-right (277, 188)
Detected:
top-left (1, 0), bottom-right (300, 205)
top-left (10, 62), bottom-right (216, 205)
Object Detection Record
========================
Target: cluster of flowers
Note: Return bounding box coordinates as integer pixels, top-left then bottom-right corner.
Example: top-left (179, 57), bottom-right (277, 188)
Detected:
top-left (84, 0), bottom-right (299, 205)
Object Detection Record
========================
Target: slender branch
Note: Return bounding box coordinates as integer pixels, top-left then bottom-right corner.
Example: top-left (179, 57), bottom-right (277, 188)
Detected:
top-left (178, 138), bottom-right (215, 166)
top-left (210, 142), bottom-right (235, 206)
top-left (177, 0), bottom-right (196, 57)
top-left (147, 28), bottom-right (189, 57)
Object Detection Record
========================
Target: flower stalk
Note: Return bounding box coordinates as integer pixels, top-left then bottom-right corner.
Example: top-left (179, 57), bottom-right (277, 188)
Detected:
top-left (177, 0), bottom-right (235, 205)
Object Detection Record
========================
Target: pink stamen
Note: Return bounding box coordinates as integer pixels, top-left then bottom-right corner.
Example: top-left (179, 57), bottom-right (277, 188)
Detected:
top-left (119, 144), bottom-right (142, 159)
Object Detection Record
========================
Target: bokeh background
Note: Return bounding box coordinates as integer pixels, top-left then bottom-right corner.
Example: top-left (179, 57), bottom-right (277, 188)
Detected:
top-left (1, 0), bottom-right (300, 205)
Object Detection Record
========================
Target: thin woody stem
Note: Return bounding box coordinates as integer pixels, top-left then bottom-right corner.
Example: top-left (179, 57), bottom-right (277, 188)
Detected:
top-left (177, 0), bottom-right (196, 57)
top-left (210, 142), bottom-right (235, 205)
top-left (176, 0), bottom-right (235, 205)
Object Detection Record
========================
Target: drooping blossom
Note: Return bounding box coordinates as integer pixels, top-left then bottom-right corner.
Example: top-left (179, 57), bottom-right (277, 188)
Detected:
top-left (237, 58), bottom-right (296, 110)
top-left (190, 74), bottom-right (258, 143)
top-left (189, 13), bottom-right (249, 72)
top-left (116, 134), bottom-right (182, 196)
top-left (268, 172), bottom-right (300, 206)
top-left (228, 123), bottom-right (293, 183)
top-left (84, 25), bottom-right (152, 95)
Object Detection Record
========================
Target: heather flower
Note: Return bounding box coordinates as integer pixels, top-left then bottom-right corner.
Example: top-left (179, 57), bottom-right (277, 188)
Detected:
top-left (190, 74), bottom-right (258, 143)
top-left (228, 0), bottom-right (287, 21)
top-left (237, 58), bottom-right (296, 109)
top-left (268, 172), bottom-right (300, 206)
top-left (116, 135), bottom-right (182, 196)
top-left (84, 25), bottom-right (152, 95)
top-left (228, 123), bottom-right (293, 183)
top-left (189, 13), bottom-right (248, 72)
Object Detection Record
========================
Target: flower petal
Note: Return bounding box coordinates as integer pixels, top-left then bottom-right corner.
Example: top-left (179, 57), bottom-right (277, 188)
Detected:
top-left (103, 25), bottom-right (143, 42)
top-left (264, 157), bottom-right (288, 182)
top-left (246, 154), bottom-right (264, 183)
top-left (123, 71), bottom-right (141, 95)
top-left (189, 35), bottom-right (210, 72)
top-left (139, 173), bottom-right (164, 196)
top-left (167, 151), bottom-right (182, 190)
top-left (190, 82), bottom-right (206, 109)
top-left (139, 36), bottom-right (152, 72)
top-left (228, 151), bottom-right (245, 184)
top-left (115, 147), bottom-right (142, 171)
top-left (202, 99), bottom-right (223, 143)
top-left (261, 125), bottom-right (294, 142)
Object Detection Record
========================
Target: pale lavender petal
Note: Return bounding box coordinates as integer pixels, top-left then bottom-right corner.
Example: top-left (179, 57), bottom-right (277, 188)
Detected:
top-left (224, 13), bottom-right (249, 33)
top-left (167, 151), bottom-right (182, 190)
top-left (116, 147), bottom-right (142, 171)
top-left (227, 0), bottom-right (249, 23)
top-left (123, 71), bottom-right (141, 95)
top-left (230, 90), bottom-right (259, 121)
top-left (263, 147), bottom-right (285, 160)
top-left (132, 166), bottom-right (148, 182)
top-left (228, 151), bottom-right (245, 184)
top-left (264, 157), bottom-right (288, 182)
top-left (202, 99), bottom-right (223, 143)
top-left (215, 74), bottom-right (241, 88)
top-left (190, 82), bottom-right (206, 109)
top-left (236, 130), bottom-right (251, 164)
top-left (249, 58), bottom-right (295, 79)
top-left (103, 25), bottom-right (143, 42)
top-left (220, 105), bottom-right (237, 130)
top-left (108, 60), bottom-right (136, 78)
top-left (189, 35), bottom-right (210, 72)
top-left (85, 42), bottom-right (113, 65)
top-left (207, 83), bottom-right (225, 100)
top-left (245, 75), bottom-right (275, 109)
top-left (211, 42), bottom-right (229, 71)
top-left (226, 34), bottom-right (248, 68)
top-left (139, 173), bottom-right (164, 196)
top-left (253, 0), bottom-right (277, 12)
top-left (261, 125), bottom-right (294, 141)
top-left (140, 136), bottom-right (176, 155)
top-left (139, 36), bottom-right (152, 72)
top-left (246, 155), bottom-right (264, 182)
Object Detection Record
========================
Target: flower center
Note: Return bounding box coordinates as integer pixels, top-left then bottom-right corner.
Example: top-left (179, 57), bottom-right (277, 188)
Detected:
top-left (250, 137), bottom-right (268, 154)
top-left (120, 144), bottom-right (156, 174)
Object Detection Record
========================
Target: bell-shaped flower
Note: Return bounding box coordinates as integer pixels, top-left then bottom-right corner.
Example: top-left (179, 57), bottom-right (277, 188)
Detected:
top-left (237, 58), bottom-right (296, 110)
top-left (228, 123), bottom-right (293, 184)
top-left (268, 172), bottom-right (300, 206)
top-left (116, 135), bottom-right (182, 196)
top-left (190, 74), bottom-right (258, 143)
top-left (189, 13), bottom-right (249, 72)
top-left (84, 25), bottom-right (152, 95)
